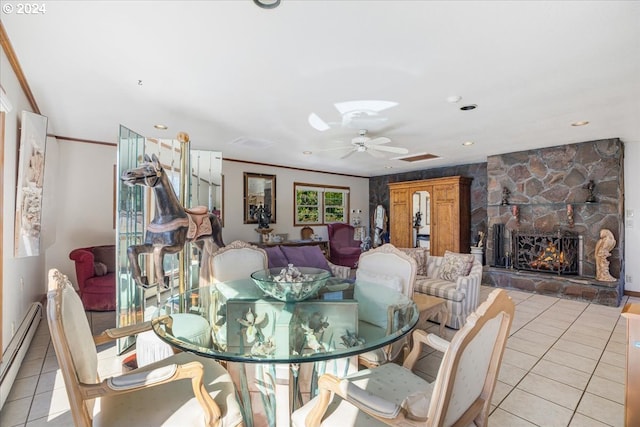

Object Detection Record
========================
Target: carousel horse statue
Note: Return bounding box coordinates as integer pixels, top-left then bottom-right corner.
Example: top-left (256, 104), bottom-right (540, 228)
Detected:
top-left (121, 153), bottom-right (224, 288)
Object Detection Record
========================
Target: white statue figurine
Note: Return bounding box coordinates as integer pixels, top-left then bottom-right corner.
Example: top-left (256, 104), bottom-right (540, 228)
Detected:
top-left (595, 229), bottom-right (617, 282)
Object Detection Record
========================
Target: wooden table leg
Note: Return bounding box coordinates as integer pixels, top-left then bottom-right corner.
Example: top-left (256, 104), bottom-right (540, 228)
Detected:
top-left (438, 304), bottom-right (449, 337)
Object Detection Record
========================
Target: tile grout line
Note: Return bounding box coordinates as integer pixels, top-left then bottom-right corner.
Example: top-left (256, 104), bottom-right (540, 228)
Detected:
top-left (567, 294), bottom-right (629, 427)
top-left (498, 293), bottom-right (625, 427)
top-left (490, 294), bottom-right (591, 425)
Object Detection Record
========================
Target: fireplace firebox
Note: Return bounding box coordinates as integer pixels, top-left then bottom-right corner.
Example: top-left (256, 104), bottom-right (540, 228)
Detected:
top-left (513, 231), bottom-right (582, 275)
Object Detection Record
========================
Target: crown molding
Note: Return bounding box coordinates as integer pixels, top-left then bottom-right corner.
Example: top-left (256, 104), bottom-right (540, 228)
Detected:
top-left (0, 21), bottom-right (40, 114)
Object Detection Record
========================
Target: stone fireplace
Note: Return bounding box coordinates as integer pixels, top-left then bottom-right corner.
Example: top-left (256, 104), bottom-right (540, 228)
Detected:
top-left (512, 231), bottom-right (581, 275)
top-left (483, 139), bottom-right (625, 306)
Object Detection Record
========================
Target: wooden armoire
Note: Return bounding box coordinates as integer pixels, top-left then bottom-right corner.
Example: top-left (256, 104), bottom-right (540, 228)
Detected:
top-left (388, 176), bottom-right (472, 255)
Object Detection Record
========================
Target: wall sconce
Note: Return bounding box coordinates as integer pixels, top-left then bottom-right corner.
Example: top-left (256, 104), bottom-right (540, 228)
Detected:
top-left (511, 205), bottom-right (519, 225)
top-left (567, 204), bottom-right (574, 228)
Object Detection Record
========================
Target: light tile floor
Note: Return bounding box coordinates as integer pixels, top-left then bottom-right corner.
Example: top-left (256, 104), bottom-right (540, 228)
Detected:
top-left (1, 286), bottom-right (636, 426)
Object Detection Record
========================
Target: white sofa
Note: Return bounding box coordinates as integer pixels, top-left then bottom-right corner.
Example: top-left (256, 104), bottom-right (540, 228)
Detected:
top-left (399, 248), bottom-right (483, 329)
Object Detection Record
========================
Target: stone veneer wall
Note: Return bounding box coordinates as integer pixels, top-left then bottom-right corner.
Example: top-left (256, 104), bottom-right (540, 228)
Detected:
top-left (369, 163), bottom-right (487, 243)
top-left (485, 138), bottom-right (624, 279)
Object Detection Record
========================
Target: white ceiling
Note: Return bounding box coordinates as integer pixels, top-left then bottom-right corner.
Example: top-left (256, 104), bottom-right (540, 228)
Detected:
top-left (3, 1), bottom-right (640, 177)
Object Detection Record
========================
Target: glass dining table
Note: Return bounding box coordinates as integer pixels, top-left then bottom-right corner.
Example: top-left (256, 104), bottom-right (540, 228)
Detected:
top-left (151, 277), bottom-right (418, 427)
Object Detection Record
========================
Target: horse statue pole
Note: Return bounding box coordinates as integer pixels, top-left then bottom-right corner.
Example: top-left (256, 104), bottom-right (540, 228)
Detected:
top-left (177, 131), bottom-right (190, 296)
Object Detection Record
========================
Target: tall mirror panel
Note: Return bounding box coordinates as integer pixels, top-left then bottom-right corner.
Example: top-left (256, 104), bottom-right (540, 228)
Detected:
top-left (117, 133), bottom-right (224, 353)
top-left (116, 125), bottom-right (146, 353)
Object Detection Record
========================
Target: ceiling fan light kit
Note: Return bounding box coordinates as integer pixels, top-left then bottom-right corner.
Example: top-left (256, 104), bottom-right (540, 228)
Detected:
top-left (320, 129), bottom-right (409, 159)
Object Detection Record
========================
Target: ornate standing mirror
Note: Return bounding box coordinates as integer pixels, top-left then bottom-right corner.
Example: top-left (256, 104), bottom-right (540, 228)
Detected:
top-left (243, 172), bottom-right (276, 224)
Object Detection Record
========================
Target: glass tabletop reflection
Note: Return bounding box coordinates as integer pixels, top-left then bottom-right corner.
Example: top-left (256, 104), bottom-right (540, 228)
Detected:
top-left (151, 277), bottom-right (418, 364)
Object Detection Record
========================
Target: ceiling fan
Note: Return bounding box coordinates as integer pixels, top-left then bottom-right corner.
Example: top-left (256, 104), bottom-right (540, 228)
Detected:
top-left (320, 130), bottom-right (409, 159)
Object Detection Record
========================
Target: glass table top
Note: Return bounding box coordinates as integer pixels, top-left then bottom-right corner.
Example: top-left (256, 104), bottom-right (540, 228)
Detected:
top-left (151, 277), bottom-right (418, 364)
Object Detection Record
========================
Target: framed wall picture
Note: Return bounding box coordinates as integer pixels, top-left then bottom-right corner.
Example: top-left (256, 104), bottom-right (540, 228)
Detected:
top-left (14, 111), bottom-right (48, 257)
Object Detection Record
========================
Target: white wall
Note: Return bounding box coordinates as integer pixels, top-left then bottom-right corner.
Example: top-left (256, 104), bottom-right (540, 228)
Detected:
top-left (220, 160), bottom-right (370, 243)
top-left (624, 142), bottom-right (639, 292)
top-left (35, 143), bottom-right (369, 288)
top-left (44, 142), bottom-right (117, 280)
top-left (1, 47), bottom-right (48, 352)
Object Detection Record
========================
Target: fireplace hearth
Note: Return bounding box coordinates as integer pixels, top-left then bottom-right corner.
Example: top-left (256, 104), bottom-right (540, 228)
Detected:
top-left (513, 231), bottom-right (581, 275)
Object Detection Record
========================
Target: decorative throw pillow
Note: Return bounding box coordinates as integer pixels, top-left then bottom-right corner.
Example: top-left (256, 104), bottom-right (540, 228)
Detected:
top-left (94, 262), bottom-right (108, 276)
top-left (264, 246), bottom-right (289, 268)
top-left (281, 245), bottom-right (331, 271)
top-left (399, 248), bottom-right (428, 276)
top-left (92, 245), bottom-right (116, 273)
top-left (437, 251), bottom-right (475, 282)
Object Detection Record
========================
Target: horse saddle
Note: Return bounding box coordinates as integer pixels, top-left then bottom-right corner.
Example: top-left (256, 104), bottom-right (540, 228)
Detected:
top-left (186, 206), bottom-right (212, 240)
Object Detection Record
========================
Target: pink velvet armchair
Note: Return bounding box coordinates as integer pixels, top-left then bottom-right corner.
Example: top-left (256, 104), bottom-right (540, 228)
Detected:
top-left (69, 245), bottom-right (117, 311)
top-left (327, 222), bottom-right (361, 268)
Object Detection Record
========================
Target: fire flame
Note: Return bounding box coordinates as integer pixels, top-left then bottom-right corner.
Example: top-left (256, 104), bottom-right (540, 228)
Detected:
top-left (530, 241), bottom-right (567, 270)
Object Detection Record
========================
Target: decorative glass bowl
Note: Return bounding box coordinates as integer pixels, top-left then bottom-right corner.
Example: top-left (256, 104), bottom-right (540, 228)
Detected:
top-left (251, 265), bottom-right (331, 302)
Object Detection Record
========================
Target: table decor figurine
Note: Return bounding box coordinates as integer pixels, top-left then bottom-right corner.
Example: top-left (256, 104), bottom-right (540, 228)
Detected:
top-left (585, 180), bottom-right (597, 203)
top-left (251, 265), bottom-right (331, 302)
top-left (253, 203), bottom-right (272, 228)
top-left (341, 330), bottom-right (365, 347)
top-left (413, 211), bottom-right (422, 227)
top-left (501, 187), bottom-right (510, 205)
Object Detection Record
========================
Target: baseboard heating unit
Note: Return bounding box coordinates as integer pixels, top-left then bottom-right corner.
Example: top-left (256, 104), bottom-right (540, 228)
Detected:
top-left (0, 302), bottom-right (43, 410)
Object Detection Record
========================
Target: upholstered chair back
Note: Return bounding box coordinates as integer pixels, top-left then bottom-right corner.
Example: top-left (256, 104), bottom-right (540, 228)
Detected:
top-left (355, 244), bottom-right (417, 367)
top-left (291, 289), bottom-right (514, 427)
top-left (356, 243), bottom-right (417, 296)
top-left (427, 289), bottom-right (514, 426)
top-left (210, 240), bottom-right (268, 283)
top-left (47, 269), bottom-right (99, 420)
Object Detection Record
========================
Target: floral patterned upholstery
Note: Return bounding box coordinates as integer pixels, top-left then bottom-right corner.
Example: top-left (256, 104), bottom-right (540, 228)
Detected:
top-left (399, 248), bottom-right (482, 329)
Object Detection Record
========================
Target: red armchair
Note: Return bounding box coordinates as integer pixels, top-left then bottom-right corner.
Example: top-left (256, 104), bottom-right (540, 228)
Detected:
top-left (69, 245), bottom-right (116, 311)
top-left (327, 223), bottom-right (361, 268)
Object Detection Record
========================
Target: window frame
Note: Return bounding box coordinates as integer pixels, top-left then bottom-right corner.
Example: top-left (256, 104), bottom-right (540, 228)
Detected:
top-left (293, 182), bottom-right (350, 226)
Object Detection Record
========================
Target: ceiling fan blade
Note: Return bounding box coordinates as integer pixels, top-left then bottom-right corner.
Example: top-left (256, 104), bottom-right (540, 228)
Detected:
top-left (314, 145), bottom-right (352, 152)
top-left (369, 145), bottom-right (409, 154)
top-left (366, 137), bottom-right (391, 146)
top-left (366, 149), bottom-right (385, 158)
top-left (340, 148), bottom-right (358, 159)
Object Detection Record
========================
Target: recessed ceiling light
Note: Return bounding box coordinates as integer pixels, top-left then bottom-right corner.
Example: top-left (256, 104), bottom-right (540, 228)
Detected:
top-left (154, 124), bottom-right (168, 130)
top-left (571, 121), bottom-right (589, 127)
top-left (384, 166), bottom-right (393, 169)
top-left (460, 104), bottom-right (477, 111)
top-left (446, 95), bottom-right (462, 103)
top-left (253, 0), bottom-right (280, 8)
top-left (302, 151), bottom-right (312, 155)
top-left (462, 141), bottom-right (474, 146)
